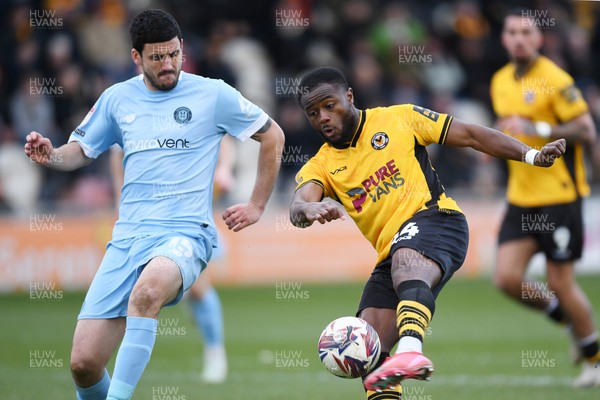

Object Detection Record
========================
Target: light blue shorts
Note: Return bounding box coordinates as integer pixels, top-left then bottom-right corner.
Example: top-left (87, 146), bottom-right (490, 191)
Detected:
top-left (78, 233), bottom-right (212, 319)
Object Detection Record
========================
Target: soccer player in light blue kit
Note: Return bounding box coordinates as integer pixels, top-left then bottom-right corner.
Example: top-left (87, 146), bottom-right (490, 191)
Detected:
top-left (24, 9), bottom-right (284, 400)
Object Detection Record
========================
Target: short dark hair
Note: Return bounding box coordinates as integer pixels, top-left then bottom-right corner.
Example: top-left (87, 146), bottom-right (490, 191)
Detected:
top-left (129, 9), bottom-right (182, 55)
top-left (297, 67), bottom-right (349, 103)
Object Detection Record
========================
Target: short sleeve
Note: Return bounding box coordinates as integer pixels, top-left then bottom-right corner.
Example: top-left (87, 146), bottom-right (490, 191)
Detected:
top-left (67, 91), bottom-right (118, 158)
top-left (552, 80), bottom-right (589, 123)
top-left (215, 81), bottom-right (269, 141)
top-left (295, 157), bottom-right (333, 199)
top-left (402, 104), bottom-right (453, 146)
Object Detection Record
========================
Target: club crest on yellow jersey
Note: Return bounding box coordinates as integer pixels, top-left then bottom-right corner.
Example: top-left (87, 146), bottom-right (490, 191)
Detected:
top-left (371, 132), bottom-right (389, 150)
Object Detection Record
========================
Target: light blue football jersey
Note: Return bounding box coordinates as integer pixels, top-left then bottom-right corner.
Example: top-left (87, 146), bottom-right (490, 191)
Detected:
top-left (68, 71), bottom-right (268, 246)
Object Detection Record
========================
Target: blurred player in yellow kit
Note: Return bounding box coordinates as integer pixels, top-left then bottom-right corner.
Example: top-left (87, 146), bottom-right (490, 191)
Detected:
top-left (491, 9), bottom-right (599, 388)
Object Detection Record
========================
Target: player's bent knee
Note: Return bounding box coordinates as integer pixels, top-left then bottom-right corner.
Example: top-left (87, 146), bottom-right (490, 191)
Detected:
top-left (493, 266), bottom-right (521, 294)
top-left (70, 352), bottom-right (104, 382)
top-left (546, 266), bottom-right (575, 293)
top-left (129, 283), bottom-right (164, 317)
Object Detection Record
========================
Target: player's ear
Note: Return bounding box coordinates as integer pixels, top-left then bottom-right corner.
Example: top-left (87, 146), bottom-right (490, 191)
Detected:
top-left (131, 48), bottom-right (142, 66)
top-left (346, 87), bottom-right (354, 105)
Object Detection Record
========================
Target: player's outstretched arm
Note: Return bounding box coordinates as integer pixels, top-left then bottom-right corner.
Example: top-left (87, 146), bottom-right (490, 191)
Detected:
top-left (290, 182), bottom-right (346, 228)
top-left (444, 118), bottom-right (566, 167)
top-left (496, 112), bottom-right (596, 145)
top-left (223, 118), bottom-right (285, 232)
top-left (24, 131), bottom-right (92, 171)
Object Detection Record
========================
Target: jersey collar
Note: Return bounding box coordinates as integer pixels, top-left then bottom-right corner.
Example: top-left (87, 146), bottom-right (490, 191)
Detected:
top-left (350, 109), bottom-right (366, 148)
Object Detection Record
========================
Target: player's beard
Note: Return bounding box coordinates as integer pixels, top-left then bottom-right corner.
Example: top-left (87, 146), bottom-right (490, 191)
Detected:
top-left (144, 68), bottom-right (181, 91)
top-left (325, 109), bottom-right (359, 148)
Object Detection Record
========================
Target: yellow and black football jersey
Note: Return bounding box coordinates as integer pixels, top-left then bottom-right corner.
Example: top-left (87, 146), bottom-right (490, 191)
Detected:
top-left (295, 105), bottom-right (462, 263)
top-left (491, 55), bottom-right (590, 207)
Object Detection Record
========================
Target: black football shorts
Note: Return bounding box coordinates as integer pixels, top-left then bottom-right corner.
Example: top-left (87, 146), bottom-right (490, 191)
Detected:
top-left (498, 198), bottom-right (583, 262)
top-left (357, 206), bottom-right (469, 314)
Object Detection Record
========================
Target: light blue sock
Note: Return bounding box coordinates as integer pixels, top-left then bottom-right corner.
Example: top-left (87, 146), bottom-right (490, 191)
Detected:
top-left (191, 288), bottom-right (224, 347)
top-left (75, 369), bottom-right (110, 400)
top-left (106, 316), bottom-right (158, 400)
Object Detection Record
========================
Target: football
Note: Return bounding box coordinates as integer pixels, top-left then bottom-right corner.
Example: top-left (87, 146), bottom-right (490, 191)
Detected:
top-left (317, 316), bottom-right (381, 379)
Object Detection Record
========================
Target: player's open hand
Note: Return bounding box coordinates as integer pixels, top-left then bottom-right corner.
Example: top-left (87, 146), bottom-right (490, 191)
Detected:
top-left (534, 139), bottom-right (566, 167)
top-left (24, 131), bottom-right (54, 165)
top-left (301, 201), bottom-right (346, 226)
top-left (223, 201), bottom-right (263, 232)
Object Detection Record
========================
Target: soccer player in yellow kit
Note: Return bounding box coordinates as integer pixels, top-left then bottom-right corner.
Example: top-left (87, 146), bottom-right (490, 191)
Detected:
top-left (289, 66), bottom-right (566, 398)
top-left (491, 9), bottom-right (599, 388)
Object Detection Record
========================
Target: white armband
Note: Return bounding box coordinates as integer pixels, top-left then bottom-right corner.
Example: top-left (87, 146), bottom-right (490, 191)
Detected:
top-left (535, 121), bottom-right (552, 138)
top-left (525, 149), bottom-right (540, 165)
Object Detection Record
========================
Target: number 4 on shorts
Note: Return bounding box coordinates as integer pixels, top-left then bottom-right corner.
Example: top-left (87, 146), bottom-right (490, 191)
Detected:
top-left (392, 222), bottom-right (420, 244)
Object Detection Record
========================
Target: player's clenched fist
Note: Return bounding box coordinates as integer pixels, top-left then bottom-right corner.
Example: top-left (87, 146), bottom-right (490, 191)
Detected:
top-left (299, 201), bottom-right (346, 227)
top-left (534, 138), bottom-right (566, 167)
top-left (24, 131), bottom-right (55, 166)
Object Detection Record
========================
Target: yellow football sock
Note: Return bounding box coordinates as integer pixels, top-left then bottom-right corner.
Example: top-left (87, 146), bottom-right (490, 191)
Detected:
top-left (366, 384), bottom-right (402, 399)
top-left (397, 300), bottom-right (432, 340)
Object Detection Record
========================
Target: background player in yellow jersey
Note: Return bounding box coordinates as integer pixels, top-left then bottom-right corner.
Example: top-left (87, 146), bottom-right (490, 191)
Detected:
top-left (289, 66), bottom-right (566, 399)
top-left (491, 9), bottom-right (599, 388)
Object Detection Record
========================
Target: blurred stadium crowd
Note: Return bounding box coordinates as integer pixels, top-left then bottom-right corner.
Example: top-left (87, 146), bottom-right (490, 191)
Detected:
top-left (0, 0), bottom-right (599, 216)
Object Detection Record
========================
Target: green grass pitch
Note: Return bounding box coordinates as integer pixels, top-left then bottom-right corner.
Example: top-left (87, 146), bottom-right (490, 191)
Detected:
top-left (1, 276), bottom-right (599, 399)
